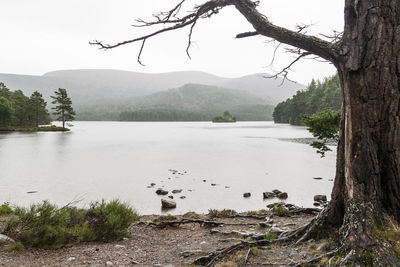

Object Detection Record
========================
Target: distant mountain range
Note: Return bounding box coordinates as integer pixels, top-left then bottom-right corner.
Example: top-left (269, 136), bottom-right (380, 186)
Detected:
top-left (0, 69), bottom-right (305, 121)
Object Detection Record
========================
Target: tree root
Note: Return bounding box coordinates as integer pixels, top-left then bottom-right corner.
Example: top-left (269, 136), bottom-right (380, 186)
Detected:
top-left (148, 218), bottom-right (259, 228)
top-left (192, 236), bottom-right (292, 266)
top-left (293, 249), bottom-right (338, 267)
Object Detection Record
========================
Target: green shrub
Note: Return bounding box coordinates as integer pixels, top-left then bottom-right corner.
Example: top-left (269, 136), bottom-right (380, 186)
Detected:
top-left (15, 201), bottom-right (75, 248)
top-left (85, 200), bottom-right (139, 241)
top-left (0, 203), bottom-right (13, 216)
top-left (5, 200), bottom-right (139, 248)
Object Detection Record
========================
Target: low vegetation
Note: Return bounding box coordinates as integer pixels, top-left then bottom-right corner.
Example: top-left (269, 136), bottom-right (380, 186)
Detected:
top-left (246, 209), bottom-right (268, 216)
top-left (0, 203), bottom-right (13, 216)
top-left (208, 209), bottom-right (237, 219)
top-left (270, 203), bottom-right (291, 217)
top-left (182, 211), bottom-right (201, 219)
top-left (1, 200), bottom-right (139, 249)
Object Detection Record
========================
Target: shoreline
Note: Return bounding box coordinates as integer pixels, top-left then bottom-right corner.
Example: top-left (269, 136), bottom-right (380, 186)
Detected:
top-left (0, 125), bottom-right (69, 132)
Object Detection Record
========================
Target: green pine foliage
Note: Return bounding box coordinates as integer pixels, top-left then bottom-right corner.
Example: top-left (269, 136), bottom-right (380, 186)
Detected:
top-left (0, 83), bottom-right (51, 127)
top-left (273, 75), bottom-right (341, 125)
top-left (51, 88), bottom-right (76, 129)
top-left (303, 108), bottom-right (341, 157)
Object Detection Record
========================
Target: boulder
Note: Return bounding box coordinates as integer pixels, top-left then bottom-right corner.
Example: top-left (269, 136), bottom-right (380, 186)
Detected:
top-left (156, 189), bottom-right (168, 195)
top-left (161, 199), bottom-right (176, 209)
top-left (277, 192), bottom-right (288, 199)
top-left (150, 183), bottom-right (156, 186)
top-left (314, 195), bottom-right (327, 202)
top-left (172, 189), bottom-right (183, 194)
top-left (180, 196), bottom-right (186, 199)
top-left (263, 192), bottom-right (275, 199)
top-left (0, 234), bottom-right (15, 243)
top-left (168, 195), bottom-right (174, 199)
top-left (243, 192), bottom-right (251, 198)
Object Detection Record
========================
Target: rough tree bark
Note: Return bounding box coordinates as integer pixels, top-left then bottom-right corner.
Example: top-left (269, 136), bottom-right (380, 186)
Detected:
top-left (92, 0), bottom-right (400, 264)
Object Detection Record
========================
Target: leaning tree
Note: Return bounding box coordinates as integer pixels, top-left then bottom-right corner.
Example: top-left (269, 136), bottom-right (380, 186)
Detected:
top-left (91, 0), bottom-right (400, 264)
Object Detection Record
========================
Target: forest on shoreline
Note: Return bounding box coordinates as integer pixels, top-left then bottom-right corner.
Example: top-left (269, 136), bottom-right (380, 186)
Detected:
top-left (273, 75), bottom-right (341, 125)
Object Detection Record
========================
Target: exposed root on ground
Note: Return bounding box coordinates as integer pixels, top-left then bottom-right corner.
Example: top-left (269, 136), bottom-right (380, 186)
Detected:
top-left (148, 218), bottom-right (259, 228)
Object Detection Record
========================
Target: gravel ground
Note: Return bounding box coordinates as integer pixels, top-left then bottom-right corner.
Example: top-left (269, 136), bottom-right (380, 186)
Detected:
top-left (0, 213), bottom-right (321, 267)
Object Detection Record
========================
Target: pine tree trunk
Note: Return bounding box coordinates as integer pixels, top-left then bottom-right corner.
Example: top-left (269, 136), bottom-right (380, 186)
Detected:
top-left (319, 0), bottom-right (400, 262)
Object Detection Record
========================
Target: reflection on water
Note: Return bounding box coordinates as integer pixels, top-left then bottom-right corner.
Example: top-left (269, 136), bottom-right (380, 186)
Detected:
top-left (0, 121), bottom-right (336, 214)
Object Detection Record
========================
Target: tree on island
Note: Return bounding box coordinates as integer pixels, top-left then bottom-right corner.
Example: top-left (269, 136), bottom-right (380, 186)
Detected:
top-left (0, 96), bottom-right (13, 126)
top-left (91, 0), bottom-right (400, 264)
top-left (212, 110), bottom-right (236, 123)
top-left (51, 88), bottom-right (75, 129)
top-left (29, 91), bottom-right (50, 127)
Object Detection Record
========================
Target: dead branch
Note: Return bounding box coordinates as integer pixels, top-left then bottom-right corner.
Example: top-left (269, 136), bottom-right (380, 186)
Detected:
top-left (236, 31), bottom-right (259, 39)
top-left (264, 52), bottom-right (311, 85)
top-left (243, 247), bottom-right (251, 266)
top-left (90, 0), bottom-right (340, 65)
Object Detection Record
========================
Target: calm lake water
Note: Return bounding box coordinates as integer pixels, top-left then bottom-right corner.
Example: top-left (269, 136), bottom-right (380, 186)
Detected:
top-left (0, 121), bottom-right (336, 215)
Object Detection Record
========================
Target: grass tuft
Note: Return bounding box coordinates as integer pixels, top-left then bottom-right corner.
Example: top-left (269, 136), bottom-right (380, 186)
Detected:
top-left (208, 209), bottom-right (237, 219)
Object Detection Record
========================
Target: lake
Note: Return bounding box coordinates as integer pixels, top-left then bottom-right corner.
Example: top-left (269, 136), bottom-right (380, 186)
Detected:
top-left (0, 121), bottom-right (336, 215)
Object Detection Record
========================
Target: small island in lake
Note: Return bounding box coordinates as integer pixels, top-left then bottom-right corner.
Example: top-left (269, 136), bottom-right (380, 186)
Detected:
top-left (212, 111), bottom-right (236, 123)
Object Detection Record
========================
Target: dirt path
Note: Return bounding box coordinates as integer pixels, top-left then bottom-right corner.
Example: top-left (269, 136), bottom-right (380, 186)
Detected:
top-left (0, 213), bottom-right (331, 267)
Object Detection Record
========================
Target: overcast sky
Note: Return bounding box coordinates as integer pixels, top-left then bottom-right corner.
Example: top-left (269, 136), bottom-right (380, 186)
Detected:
top-left (0, 0), bottom-right (344, 84)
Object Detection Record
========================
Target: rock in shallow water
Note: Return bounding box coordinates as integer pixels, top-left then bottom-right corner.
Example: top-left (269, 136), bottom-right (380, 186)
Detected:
top-left (172, 189), bottom-right (182, 194)
top-left (263, 192), bottom-right (275, 199)
top-left (277, 192), bottom-right (288, 199)
top-left (314, 195), bottom-right (327, 202)
top-left (272, 189), bottom-right (282, 195)
top-left (156, 189), bottom-right (168, 195)
top-left (161, 199), bottom-right (176, 209)
top-left (243, 192), bottom-right (251, 198)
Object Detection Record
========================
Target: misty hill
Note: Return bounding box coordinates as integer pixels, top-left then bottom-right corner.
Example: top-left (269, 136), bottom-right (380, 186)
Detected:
top-left (120, 84), bottom-right (274, 121)
top-left (0, 69), bottom-right (304, 120)
top-left (132, 83), bottom-right (264, 110)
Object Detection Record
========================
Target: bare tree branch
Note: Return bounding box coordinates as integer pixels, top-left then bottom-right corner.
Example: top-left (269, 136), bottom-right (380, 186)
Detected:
top-left (265, 52), bottom-right (311, 85)
top-left (90, 0), bottom-right (340, 65)
top-left (232, 0), bottom-right (339, 62)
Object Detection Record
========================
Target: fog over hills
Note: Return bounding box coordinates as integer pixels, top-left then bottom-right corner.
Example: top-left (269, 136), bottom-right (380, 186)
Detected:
top-left (0, 69), bottom-right (305, 120)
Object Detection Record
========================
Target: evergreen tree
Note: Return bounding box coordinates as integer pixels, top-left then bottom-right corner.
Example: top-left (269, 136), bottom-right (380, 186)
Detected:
top-left (0, 96), bottom-right (13, 126)
top-left (51, 88), bottom-right (75, 129)
top-left (30, 91), bottom-right (50, 127)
